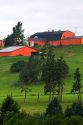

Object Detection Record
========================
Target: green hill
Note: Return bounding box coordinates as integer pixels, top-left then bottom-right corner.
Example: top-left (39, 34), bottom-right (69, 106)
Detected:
top-left (0, 45), bottom-right (83, 113)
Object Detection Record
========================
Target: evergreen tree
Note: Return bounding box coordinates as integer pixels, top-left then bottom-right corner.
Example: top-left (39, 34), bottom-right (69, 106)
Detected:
top-left (71, 68), bottom-right (82, 102)
top-left (45, 97), bottom-right (63, 116)
top-left (0, 96), bottom-right (20, 124)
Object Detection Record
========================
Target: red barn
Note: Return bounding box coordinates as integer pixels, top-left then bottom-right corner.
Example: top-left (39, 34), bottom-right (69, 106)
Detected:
top-left (0, 46), bottom-right (38, 56)
top-left (28, 30), bottom-right (83, 46)
top-left (28, 30), bottom-right (75, 46)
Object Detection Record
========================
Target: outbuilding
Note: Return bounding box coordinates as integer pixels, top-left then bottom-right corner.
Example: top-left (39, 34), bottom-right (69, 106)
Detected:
top-left (0, 46), bottom-right (38, 56)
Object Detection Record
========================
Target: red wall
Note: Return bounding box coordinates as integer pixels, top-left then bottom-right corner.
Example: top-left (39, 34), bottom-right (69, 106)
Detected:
top-left (29, 38), bottom-right (81, 46)
top-left (61, 39), bottom-right (81, 45)
top-left (49, 40), bottom-right (60, 46)
top-left (34, 41), bottom-right (46, 46)
top-left (29, 38), bottom-right (83, 46)
top-left (0, 46), bottom-right (38, 56)
top-left (51, 38), bottom-right (81, 46)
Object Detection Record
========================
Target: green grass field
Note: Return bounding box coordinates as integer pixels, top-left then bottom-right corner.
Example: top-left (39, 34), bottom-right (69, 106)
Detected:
top-left (0, 45), bottom-right (83, 114)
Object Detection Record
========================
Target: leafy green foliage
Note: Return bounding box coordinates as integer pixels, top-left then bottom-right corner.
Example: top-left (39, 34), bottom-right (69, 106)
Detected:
top-left (56, 56), bottom-right (69, 80)
top-left (42, 46), bottom-right (69, 101)
top-left (55, 56), bottom-right (69, 100)
top-left (21, 85), bottom-right (31, 102)
top-left (19, 56), bottom-right (42, 84)
top-left (64, 116), bottom-right (83, 125)
top-left (19, 56), bottom-right (42, 102)
top-left (5, 35), bottom-right (14, 46)
top-left (3, 111), bottom-right (39, 125)
top-left (13, 22), bottom-right (24, 40)
top-left (5, 21), bottom-right (24, 46)
top-left (10, 60), bottom-right (27, 73)
top-left (43, 116), bottom-right (63, 125)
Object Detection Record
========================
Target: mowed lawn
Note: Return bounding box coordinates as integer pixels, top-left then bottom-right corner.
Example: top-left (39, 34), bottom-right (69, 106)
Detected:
top-left (0, 45), bottom-right (83, 113)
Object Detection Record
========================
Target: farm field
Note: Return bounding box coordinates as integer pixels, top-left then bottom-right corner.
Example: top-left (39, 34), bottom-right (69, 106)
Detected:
top-left (0, 45), bottom-right (83, 114)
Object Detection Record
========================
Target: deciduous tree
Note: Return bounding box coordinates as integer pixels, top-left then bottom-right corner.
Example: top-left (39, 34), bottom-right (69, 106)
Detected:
top-left (42, 47), bottom-right (56, 101)
top-left (5, 21), bottom-right (24, 46)
top-left (19, 56), bottom-right (42, 102)
top-left (55, 56), bottom-right (69, 101)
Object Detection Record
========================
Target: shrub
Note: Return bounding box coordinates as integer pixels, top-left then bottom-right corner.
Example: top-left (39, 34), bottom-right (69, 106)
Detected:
top-left (45, 97), bottom-right (63, 116)
top-left (65, 101), bottom-right (83, 117)
top-left (10, 60), bottom-right (27, 73)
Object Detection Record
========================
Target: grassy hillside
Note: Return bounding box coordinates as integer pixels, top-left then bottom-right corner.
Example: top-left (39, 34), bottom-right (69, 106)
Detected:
top-left (0, 45), bottom-right (83, 113)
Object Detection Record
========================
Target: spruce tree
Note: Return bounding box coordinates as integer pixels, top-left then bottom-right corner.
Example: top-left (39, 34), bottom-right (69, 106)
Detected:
top-left (0, 96), bottom-right (20, 124)
top-left (71, 68), bottom-right (82, 102)
top-left (45, 97), bottom-right (63, 116)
